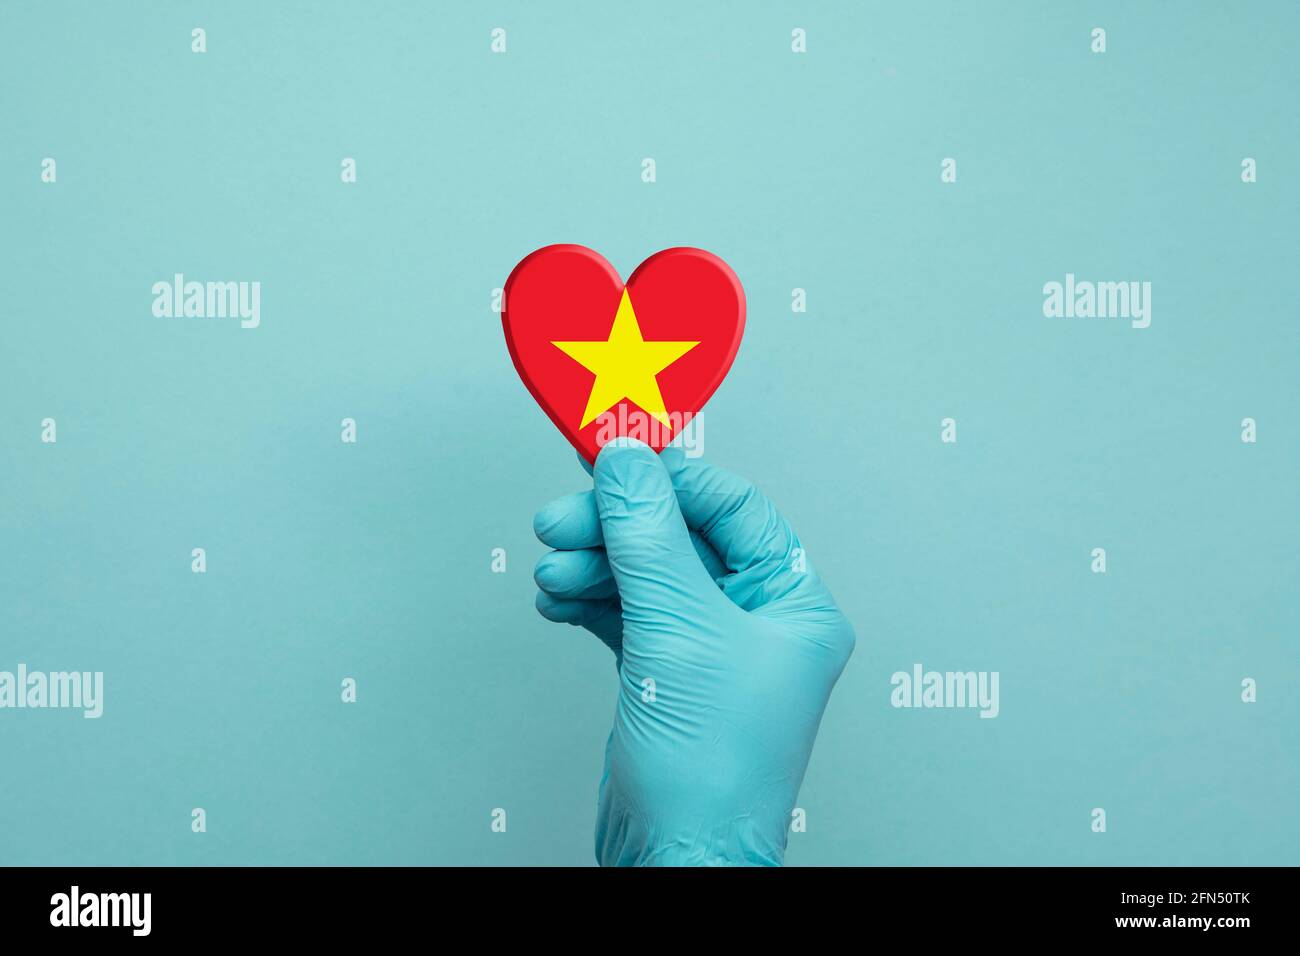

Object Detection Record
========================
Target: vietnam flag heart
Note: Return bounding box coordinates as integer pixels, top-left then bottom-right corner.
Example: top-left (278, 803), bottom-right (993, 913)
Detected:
top-left (502, 245), bottom-right (745, 463)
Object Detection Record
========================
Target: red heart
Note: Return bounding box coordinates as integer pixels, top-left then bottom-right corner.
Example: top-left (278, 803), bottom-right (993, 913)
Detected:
top-left (502, 245), bottom-right (745, 463)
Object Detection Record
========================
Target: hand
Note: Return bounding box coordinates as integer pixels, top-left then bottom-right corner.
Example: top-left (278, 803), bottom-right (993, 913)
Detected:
top-left (532, 439), bottom-right (856, 866)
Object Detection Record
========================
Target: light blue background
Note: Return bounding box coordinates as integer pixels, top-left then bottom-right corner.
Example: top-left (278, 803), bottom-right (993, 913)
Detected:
top-left (1, 2), bottom-right (1296, 866)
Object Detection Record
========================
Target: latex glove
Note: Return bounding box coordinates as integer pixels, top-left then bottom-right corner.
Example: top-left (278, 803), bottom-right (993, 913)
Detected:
top-left (532, 439), bottom-right (855, 866)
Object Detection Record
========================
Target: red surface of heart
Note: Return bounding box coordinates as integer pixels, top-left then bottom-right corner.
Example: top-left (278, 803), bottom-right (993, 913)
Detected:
top-left (502, 245), bottom-right (745, 463)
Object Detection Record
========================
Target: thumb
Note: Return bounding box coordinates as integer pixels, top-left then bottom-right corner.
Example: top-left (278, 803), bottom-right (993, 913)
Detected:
top-left (592, 438), bottom-right (718, 617)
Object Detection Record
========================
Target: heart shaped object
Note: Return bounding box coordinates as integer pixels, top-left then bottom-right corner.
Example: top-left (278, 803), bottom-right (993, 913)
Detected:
top-left (502, 245), bottom-right (745, 463)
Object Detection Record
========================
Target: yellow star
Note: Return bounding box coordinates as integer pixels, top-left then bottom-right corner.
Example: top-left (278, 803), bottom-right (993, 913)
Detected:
top-left (552, 289), bottom-right (699, 428)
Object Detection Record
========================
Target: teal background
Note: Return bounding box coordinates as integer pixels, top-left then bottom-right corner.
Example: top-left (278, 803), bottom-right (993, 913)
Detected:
top-left (1, 1), bottom-right (1296, 866)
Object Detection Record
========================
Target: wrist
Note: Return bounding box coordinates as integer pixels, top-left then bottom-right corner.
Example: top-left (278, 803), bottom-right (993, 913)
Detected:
top-left (596, 808), bottom-right (786, 867)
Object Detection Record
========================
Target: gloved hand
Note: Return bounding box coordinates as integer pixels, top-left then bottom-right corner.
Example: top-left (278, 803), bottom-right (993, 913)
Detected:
top-left (532, 439), bottom-right (855, 866)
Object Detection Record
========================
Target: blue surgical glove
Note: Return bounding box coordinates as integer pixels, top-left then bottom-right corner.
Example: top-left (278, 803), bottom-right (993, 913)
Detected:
top-left (532, 439), bottom-right (855, 866)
